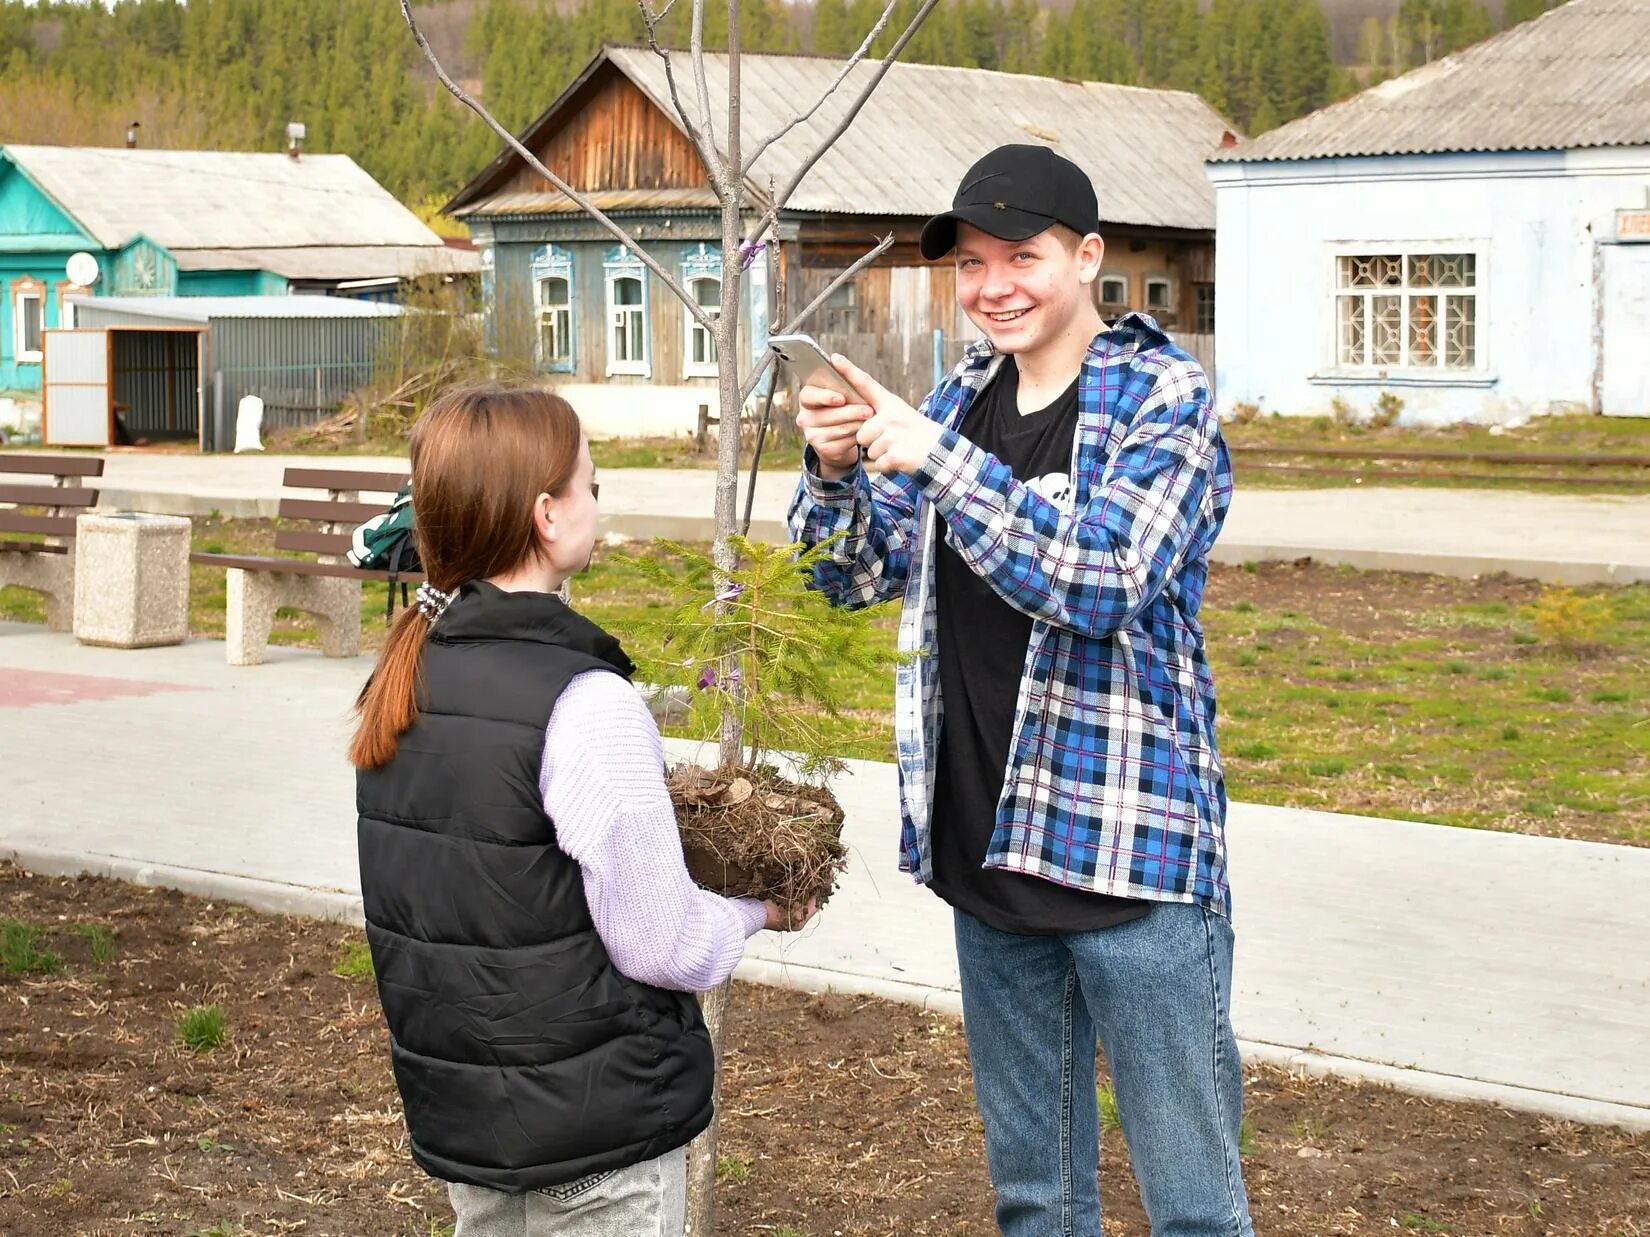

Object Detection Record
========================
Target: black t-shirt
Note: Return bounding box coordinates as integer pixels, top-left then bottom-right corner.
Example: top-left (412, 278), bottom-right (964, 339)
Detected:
top-left (929, 362), bottom-right (1149, 936)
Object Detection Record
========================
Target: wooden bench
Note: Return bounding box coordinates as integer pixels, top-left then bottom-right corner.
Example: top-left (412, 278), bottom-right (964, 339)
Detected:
top-left (0, 455), bottom-right (104, 631)
top-left (190, 467), bottom-right (421, 666)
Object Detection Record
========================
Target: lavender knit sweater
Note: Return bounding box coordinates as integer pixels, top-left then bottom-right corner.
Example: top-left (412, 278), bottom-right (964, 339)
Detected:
top-left (538, 670), bottom-right (768, 991)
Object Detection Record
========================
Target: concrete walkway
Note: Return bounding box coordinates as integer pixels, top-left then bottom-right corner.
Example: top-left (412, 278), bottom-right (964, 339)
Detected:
top-left (13, 449), bottom-right (1650, 584)
top-left (1, 622), bottom-right (1646, 1131)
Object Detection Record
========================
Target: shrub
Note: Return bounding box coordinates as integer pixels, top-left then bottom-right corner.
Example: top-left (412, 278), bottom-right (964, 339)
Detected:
top-left (1370, 390), bottom-right (1404, 428)
top-left (1329, 395), bottom-right (1358, 426)
top-left (623, 535), bottom-right (898, 773)
top-left (1529, 586), bottom-right (1612, 652)
top-left (1227, 401), bottom-right (1260, 425)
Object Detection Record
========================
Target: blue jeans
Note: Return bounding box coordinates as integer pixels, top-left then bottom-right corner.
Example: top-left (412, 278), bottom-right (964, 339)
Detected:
top-left (954, 904), bottom-right (1253, 1237)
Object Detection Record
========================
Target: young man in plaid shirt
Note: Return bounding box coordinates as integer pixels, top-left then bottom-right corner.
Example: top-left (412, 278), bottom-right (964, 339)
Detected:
top-left (789, 144), bottom-right (1253, 1236)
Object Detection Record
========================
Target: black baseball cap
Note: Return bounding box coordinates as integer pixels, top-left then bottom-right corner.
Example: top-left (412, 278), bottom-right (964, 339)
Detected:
top-left (919, 144), bottom-right (1101, 261)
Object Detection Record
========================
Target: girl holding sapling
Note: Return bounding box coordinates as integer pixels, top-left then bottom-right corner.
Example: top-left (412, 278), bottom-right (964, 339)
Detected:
top-left (350, 383), bottom-right (814, 1236)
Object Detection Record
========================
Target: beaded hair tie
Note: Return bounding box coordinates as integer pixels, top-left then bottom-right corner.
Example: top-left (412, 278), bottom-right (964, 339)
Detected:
top-left (415, 582), bottom-right (455, 623)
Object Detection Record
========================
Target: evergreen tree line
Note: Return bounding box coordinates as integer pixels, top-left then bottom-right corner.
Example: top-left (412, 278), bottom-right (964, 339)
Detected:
top-left (0, 0), bottom-right (1565, 210)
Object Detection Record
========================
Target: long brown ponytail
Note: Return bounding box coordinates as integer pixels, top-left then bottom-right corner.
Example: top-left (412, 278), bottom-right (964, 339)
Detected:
top-left (348, 384), bottom-right (583, 769)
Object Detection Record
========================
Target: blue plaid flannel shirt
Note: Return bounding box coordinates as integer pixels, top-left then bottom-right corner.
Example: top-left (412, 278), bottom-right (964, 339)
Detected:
top-left (788, 313), bottom-right (1235, 915)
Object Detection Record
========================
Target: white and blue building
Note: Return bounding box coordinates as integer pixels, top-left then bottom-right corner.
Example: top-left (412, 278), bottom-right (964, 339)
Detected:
top-left (1207, 0), bottom-right (1650, 424)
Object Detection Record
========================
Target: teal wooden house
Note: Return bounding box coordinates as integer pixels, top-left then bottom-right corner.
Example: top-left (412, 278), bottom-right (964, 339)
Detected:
top-left (1, 144), bottom-right (476, 427)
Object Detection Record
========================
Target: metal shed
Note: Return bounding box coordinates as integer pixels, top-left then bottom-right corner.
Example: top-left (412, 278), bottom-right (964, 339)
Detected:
top-left (59, 295), bottom-right (406, 450)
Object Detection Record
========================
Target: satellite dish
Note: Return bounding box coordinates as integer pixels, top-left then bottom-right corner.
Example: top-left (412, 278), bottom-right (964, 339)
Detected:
top-left (66, 252), bottom-right (100, 287)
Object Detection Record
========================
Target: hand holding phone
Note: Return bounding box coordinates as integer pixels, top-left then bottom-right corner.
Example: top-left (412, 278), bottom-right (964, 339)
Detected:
top-left (769, 333), bottom-right (867, 404)
top-left (771, 333), bottom-right (870, 476)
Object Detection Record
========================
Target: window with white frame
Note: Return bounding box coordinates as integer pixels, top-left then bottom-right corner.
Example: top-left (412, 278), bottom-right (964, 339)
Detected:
top-left (603, 247), bottom-right (649, 376)
top-left (14, 288), bottom-right (43, 362)
top-left (686, 276), bottom-right (720, 374)
top-left (1336, 252), bottom-right (1477, 369)
top-left (538, 276), bottom-right (572, 367)
top-left (681, 244), bottom-right (721, 377)
top-left (1099, 274), bottom-right (1128, 309)
top-left (531, 244), bottom-right (574, 372)
top-left (1144, 276), bottom-right (1173, 313)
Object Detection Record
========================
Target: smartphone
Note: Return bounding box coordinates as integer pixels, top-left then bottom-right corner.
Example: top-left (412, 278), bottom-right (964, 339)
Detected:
top-left (769, 333), bottom-right (868, 403)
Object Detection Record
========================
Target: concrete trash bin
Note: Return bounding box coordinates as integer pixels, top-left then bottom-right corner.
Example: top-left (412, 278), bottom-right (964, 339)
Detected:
top-left (72, 513), bottom-right (192, 648)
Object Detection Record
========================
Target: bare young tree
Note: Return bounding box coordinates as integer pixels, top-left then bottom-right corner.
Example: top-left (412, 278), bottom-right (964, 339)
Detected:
top-left (399, 1), bottom-right (937, 1230)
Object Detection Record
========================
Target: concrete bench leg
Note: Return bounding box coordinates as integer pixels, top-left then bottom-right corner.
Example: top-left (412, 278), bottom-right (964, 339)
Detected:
top-left (0, 549), bottom-right (76, 632)
top-left (226, 569), bottom-right (361, 666)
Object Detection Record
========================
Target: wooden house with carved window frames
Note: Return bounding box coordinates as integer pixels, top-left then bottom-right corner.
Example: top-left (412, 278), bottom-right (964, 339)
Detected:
top-left (445, 46), bottom-right (1232, 434)
top-left (1207, 0), bottom-right (1650, 423)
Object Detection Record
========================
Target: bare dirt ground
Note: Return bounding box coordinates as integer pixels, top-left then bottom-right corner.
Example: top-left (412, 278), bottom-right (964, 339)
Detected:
top-left (2, 864), bottom-right (1645, 1236)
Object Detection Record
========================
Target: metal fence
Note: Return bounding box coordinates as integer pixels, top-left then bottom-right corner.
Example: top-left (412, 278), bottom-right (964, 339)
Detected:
top-left (209, 318), bottom-right (396, 448)
top-left (71, 299), bottom-right (403, 450)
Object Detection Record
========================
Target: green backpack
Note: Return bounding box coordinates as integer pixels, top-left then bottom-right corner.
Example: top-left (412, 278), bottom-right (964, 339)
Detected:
top-left (347, 484), bottom-right (422, 616)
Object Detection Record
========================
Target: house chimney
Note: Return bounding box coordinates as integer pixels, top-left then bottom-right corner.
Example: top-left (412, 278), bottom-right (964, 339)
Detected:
top-left (125, 121), bottom-right (140, 149)
top-left (287, 121), bottom-right (306, 161)
top-left (1219, 129), bottom-right (1239, 150)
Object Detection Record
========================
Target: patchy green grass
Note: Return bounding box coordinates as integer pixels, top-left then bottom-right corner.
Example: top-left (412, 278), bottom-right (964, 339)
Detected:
top-left (0, 584), bottom-right (45, 624)
top-left (1097, 1082), bottom-right (1122, 1133)
top-left (68, 922), bottom-right (117, 967)
top-left (589, 435), bottom-right (806, 474)
top-left (331, 938), bottom-right (375, 982)
top-left (21, 520), bottom-right (1650, 847)
top-left (176, 1004), bottom-right (228, 1054)
top-left (1, 918), bottom-right (62, 975)
top-left (716, 1152), bottom-right (753, 1183)
top-left (585, 553), bottom-right (1650, 845)
top-left (1222, 411), bottom-right (1650, 493)
top-left (1226, 409), bottom-right (1650, 456)
top-left (1204, 567), bottom-right (1650, 847)
top-left (1399, 1214), bottom-right (1449, 1233)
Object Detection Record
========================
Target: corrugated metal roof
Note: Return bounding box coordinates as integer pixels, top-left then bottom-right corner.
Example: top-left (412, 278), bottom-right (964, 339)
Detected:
top-left (172, 245), bottom-right (480, 279)
top-left (460, 50), bottom-right (1231, 232)
top-left (3, 146), bottom-right (447, 252)
top-left (67, 295), bottom-right (407, 322)
top-left (462, 187), bottom-right (722, 216)
top-left (1210, 0), bottom-right (1650, 163)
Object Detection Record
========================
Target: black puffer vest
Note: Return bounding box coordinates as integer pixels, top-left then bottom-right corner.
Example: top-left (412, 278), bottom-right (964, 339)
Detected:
top-left (357, 581), bottom-right (714, 1191)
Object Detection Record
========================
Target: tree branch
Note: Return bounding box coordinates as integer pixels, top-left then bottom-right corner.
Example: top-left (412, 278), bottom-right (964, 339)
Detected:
top-left (690, 0), bottom-right (720, 170)
top-left (738, 232), bottom-right (894, 406)
top-left (738, 0), bottom-right (940, 250)
top-left (636, 0), bottom-right (725, 186)
top-left (780, 233), bottom-right (893, 338)
top-left (398, 0), bottom-right (714, 330)
top-left (740, 0), bottom-right (902, 174)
